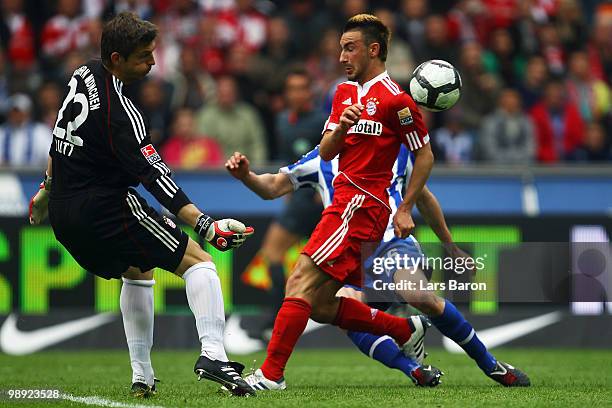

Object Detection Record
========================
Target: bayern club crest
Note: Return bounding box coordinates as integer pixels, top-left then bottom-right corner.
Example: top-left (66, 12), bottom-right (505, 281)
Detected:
top-left (365, 97), bottom-right (379, 116)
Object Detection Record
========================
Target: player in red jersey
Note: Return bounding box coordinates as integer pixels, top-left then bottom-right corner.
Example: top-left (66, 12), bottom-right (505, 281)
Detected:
top-left (244, 14), bottom-right (435, 391)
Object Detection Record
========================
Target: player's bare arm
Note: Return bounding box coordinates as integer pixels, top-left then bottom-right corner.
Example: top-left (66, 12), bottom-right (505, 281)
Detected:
top-left (393, 143), bottom-right (434, 238)
top-left (319, 104), bottom-right (363, 161)
top-left (415, 185), bottom-right (452, 244)
top-left (225, 152), bottom-right (293, 199)
top-left (415, 185), bottom-right (472, 267)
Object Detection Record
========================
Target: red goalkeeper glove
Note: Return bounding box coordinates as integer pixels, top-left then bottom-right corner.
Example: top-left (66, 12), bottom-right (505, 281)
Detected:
top-left (194, 214), bottom-right (254, 251)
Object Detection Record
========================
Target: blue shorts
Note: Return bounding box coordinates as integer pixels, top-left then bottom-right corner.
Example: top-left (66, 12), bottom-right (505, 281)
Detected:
top-left (343, 235), bottom-right (424, 311)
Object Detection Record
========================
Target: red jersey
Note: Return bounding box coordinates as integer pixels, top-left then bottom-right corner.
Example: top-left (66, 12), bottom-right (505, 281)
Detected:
top-left (322, 71), bottom-right (429, 207)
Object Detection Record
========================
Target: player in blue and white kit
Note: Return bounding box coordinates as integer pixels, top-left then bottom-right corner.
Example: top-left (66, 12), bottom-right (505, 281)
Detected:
top-left (226, 147), bottom-right (530, 388)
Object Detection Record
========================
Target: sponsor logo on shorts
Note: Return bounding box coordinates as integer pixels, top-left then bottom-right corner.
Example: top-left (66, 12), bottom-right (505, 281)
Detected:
top-left (140, 144), bottom-right (161, 164)
top-left (163, 216), bottom-right (176, 229)
top-left (397, 107), bottom-right (413, 126)
top-left (347, 120), bottom-right (383, 136)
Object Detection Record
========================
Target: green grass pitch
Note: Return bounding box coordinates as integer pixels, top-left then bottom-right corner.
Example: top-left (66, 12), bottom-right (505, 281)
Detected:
top-left (1, 349), bottom-right (611, 407)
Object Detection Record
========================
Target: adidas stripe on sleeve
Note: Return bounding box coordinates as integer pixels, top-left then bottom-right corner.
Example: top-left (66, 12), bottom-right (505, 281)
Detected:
top-left (110, 77), bottom-right (190, 214)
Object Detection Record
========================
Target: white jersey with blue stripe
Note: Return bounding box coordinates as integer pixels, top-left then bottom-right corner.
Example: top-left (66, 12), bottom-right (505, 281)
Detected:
top-left (279, 145), bottom-right (415, 243)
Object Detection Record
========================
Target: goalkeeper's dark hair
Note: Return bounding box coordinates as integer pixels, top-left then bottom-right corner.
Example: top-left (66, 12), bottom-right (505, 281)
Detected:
top-left (101, 12), bottom-right (158, 66)
top-left (343, 14), bottom-right (390, 62)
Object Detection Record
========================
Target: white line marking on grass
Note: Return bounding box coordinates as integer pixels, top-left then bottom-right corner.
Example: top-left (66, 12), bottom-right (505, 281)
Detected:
top-left (61, 393), bottom-right (167, 408)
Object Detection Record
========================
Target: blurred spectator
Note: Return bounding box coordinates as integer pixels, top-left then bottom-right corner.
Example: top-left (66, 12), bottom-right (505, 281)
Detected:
top-left (482, 28), bottom-right (525, 87)
top-left (566, 121), bottom-right (612, 162)
top-left (276, 67), bottom-right (327, 162)
top-left (528, 0), bottom-right (558, 23)
top-left (138, 79), bottom-right (173, 146)
top-left (374, 8), bottom-right (415, 88)
top-left (306, 28), bottom-right (344, 107)
top-left (586, 16), bottom-right (612, 85)
top-left (447, 0), bottom-right (486, 44)
top-left (455, 41), bottom-right (501, 131)
top-left (226, 43), bottom-right (279, 148)
top-left (282, 0), bottom-right (331, 59)
top-left (161, 108), bottom-right (223, 168)
top-left (397, 0), bottom-right (428, 59)
top-left (0, 0), bottom-right (36, 71)
top-left (0, 50), bottom-right (10, 114)
top-left (41, 0), bottom-right (91, 61)
top-left (432, 109), bottom-right (475, 165)
top-left (195, 75), bottom-right (267, 163)
top-left (169, 46), bottom-right (216, 111)
top-left (512, 0), bottom-right (540, 56)
top-left (34, 81), bottom-right (62, 128)
top-left (418, 14), bottom-right (458, 64)
top-left (482, 0), bottom-right (519, 32)
top-left (158, 0), bottom-right (201, 44)
top-left (226, 44), bottom-right (261, 106)
top-left (537, 22), bottom-right (565, 76)
top-left (255, 15), bottom-right (295, 72)
top-left (0, 94), bottom-right (51, 168)
top-left (102, 0), bottom-right (154, 21)
top-left (331, 0), bottom-right (369, 27)
top-left (517, 55), bottom-right (549, 110)
top-left (530, 80), bottom-right (584, 163)
top-left (190, 15), bottom-right (225, 76)
top-left (555, 0), bottom-right (587, 51)
top-left (58, 49), bottom-right (88, 85)
top-left (565, 51), bottom-right (611, 123)
top-left (215, 0), bottom-right (268, 52)
top-left (479, 88), bottom-right (535, 164)
top-left (148, 16), bottom-right (180, 80)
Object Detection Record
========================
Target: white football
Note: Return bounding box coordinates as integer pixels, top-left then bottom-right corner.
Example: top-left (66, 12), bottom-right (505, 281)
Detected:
top-left (409, 60), bottom-right (462, 112)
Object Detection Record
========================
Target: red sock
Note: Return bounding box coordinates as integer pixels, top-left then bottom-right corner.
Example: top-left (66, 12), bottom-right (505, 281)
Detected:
top-left (333, 297), bottom-right (412, 345)
top-left (260, 297), bottom-right (311, 381)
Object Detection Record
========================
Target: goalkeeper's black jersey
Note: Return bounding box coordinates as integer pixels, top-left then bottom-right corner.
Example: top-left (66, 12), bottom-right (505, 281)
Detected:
top-left (49, 59), bottom-right (190, 214)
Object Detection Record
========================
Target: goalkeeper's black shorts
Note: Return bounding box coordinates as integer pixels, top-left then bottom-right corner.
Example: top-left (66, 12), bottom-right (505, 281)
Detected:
top-left (49, 188), bottom-right (189, 279)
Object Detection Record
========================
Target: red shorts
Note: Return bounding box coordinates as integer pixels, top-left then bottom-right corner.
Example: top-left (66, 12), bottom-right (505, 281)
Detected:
top-left (302, 186), bottom-right (390, 287)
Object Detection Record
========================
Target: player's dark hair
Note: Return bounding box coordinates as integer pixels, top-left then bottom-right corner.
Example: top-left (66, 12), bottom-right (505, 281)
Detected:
top-left (343, 14), bottom-right (390, 62)
top-left (101, 12), bottom-right (158, 66)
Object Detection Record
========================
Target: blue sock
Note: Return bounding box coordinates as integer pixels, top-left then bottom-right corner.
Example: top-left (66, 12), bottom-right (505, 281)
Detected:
top-left (346, 331), bottom-right (419, 377)
top-left (430, 300), bottom-right (497, 373)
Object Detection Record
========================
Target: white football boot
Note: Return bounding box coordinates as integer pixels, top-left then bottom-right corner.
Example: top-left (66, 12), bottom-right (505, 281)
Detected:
top-left (244, 369), bottom-right (287, 391)
top-left (400, 315), bottom-right (431, 364)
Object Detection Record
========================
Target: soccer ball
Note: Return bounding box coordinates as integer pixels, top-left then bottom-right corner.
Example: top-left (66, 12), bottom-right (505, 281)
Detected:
top-left (409, 60), bottom-right (462, 112)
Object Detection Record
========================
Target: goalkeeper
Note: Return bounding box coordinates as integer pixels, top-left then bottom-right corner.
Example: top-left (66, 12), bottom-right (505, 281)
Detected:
top-left (29, 12), bottom-right (255, 397)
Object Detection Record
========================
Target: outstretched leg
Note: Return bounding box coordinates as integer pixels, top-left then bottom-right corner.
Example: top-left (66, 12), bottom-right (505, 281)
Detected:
top-left (248, 255), bottom-right (418, 390)
top-left (394, 267), bottom-right (530, 386)
top-left (174, 238), bottom-right (254, 396)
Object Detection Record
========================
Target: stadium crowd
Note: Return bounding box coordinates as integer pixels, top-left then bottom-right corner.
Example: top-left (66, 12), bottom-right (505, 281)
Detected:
top-left (0, 0), bottom-right (611, 169)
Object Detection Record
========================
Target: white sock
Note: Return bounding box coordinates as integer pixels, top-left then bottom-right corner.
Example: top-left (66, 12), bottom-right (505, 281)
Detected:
top-left (120, 278), bottom-right (155, 386)
top-left (182, 262), bottom-right (228, 362)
